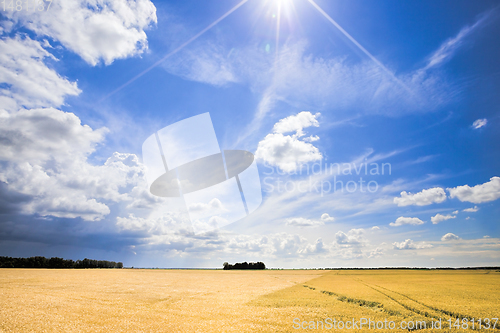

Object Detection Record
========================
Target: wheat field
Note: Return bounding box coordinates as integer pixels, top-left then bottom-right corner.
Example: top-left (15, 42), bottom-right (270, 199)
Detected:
top-left (0, 269), bottom-right (499, 332)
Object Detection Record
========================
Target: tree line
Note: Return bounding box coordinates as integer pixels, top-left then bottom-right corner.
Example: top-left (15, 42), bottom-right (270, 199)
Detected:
top-left (0, 256), bottom-right (123, 269)
top-left (223, 261), bottom-right (265, 270)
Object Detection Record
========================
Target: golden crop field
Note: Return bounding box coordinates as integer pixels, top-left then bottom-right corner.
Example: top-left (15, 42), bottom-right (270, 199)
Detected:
top-left (0, 269), bottom-right (499, 332)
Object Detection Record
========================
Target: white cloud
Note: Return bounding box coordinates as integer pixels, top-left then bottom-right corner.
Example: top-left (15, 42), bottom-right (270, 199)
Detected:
top-left (300, 238), bottom-right (328, 255)
top-left (4, 0), bottom-right (157, 66)
top-left (0, 36), bottom-right (80, 111)
top-left (472, 118), bottom-right (487, 129)
top-left (271, 233), bottom-right (307, 257)
top-left (335, 228), bottom-right (365, 246)
top-left (371, 226), bottom-right (380, 230)
top-left (368, 248), bottom-right (384, 258)
top-left (423, 14), bottom-right (488, 70)
top-left (431, 213), bottom-right (456, 224)
top-left (286, 217), bottom-right (324, 227)
top-left (448, 177), bottom-right (500, 204)
top-left (393, 239), bottom-right (432, 250)
top-left (390, 216), bottom-right (425, 227)
top-left (394, 187), bottom-right (447, 206)
top-left (320, 213), bottom-right (335, 222)
top-left (255, 111), bottom-right (322, 172)
top-left (0, 150), bottom-right (146, 221)
top-left (0, 107), bottom-right (151, 220)
top-left (188, 198), bottom-right (224, 212)
top-left (164, 39), bottom-right (456, 118)
top-left (463, 206), bottom-right (479, 212)
top-left (303, 135), bottom-right (320, 142)
top-left (0, 108), bottom-right (107, 164)
top-left (207, 216), bottom-right (229, 228)
top-left (441, 233), bottom-right (460, 241)
top-left (272, 111), bottom-right (320, 136)
top-left (161, 42), bottom-right (238, 86)
top-left (255, 133), bottom-right (322, 172)
top-left (225, 233), bottom-right (332, 258)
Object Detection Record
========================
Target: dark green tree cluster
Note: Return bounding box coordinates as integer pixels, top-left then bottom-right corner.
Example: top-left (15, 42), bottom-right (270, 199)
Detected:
top-left (0, 256), bottom-right (123, 269)
top-left (223, 261), bottom-right (265, 270)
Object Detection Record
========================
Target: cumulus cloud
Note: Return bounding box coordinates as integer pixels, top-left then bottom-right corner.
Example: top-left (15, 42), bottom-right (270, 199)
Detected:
top-left (463, 206), bottom-right (479, 212)
top-left (335, 228), bottom-right (365, 246)
top-left (188, 198), bottom-right (224, 212)
top-left (390, 216), bottom-right (425, 227)
top-left (255, 111), bottom-right (322, 172)
top-left (0, 36), bottom-right (80, 111)
top-left (0, 0), bottom-right (161, 225)
top-left (431, 213), bottom-right (456, 224)
top-left (0, 108), bottom-right (133, 220)
top-left (472, 118), bottom-right (487, 129)
top-left (394, 187), bottom-right (447, 206)
top-left (393, 239), bottom-right (432, 250)
top-left (0, 108), bottom-right (107, 164)
top-left (368, 248), bottom-right (384, 258)
top-left (320, 213), bottom-right (335, 222)
top-left (300, 238), bottom-right (328, 255)
top-left (0, 1), bottom-right (161, 222)
top-left (271, 233), bottom-right (307, 257)
top-left (225, 233), bottom-right (332, 258)
top-left (0, 150), bottom-right (146, 221)
top-left (0, 107), bottom-right (150, 221)
top-left (441, 233), bottom-right (460, 241)
top-left (286, 217), bottom-right (324, 227)
top-left (448, 177), bottom-right (500, 204)
top-left (4, 0), bottom-right (157, 66)
top-left (272, 111), bottom-right (320, 136)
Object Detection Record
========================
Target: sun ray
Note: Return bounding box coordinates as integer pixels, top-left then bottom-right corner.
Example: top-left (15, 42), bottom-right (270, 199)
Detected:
top-left (275, 0), bottom-right (282, 65)
top-left (307, 0), bottom-right (414, 95)
top-left (99, 0), bottom-right (249, 103)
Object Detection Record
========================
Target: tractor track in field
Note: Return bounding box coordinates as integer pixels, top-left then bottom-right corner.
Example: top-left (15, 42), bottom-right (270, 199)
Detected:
top-left (354, 279), bottom-right (443, 321)
top-left (355, 278), bottom-right (499, 331)
top-left (301, 284), bottom-right (401, 316)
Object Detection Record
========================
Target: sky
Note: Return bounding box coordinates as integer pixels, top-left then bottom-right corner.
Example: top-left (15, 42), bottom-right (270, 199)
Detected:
top-left (0, 0), bottom-right (499, 268)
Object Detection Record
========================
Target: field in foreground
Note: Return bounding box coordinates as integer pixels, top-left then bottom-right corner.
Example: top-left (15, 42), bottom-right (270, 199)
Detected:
top-left (0, 269), bottom-right (499, 332)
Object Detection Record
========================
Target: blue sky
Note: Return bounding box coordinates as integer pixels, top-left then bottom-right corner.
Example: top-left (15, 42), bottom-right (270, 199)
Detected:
top-left (0, 0), bottom-right (499, 268)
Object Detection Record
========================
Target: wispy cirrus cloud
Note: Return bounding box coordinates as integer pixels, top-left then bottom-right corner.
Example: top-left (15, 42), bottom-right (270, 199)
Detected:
top-left (423, 12), bottom-right (492, 71)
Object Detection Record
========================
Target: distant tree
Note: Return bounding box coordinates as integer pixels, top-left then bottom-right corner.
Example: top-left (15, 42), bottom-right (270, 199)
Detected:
top-left (222, 261), bottom-right (266, 270)
top-left (0, 256), bottom-right (124, 269)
